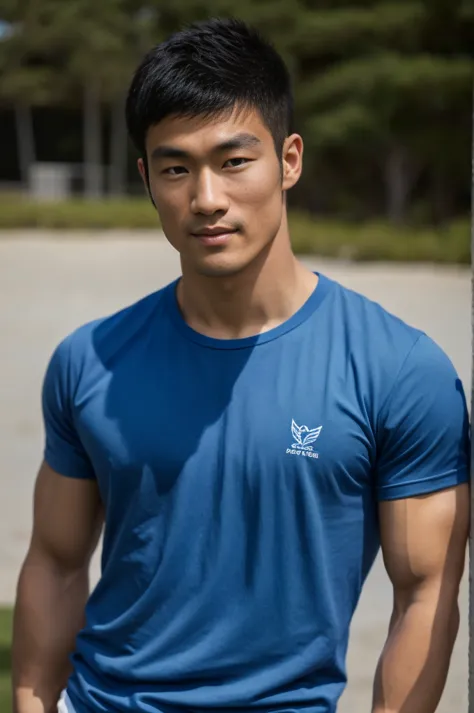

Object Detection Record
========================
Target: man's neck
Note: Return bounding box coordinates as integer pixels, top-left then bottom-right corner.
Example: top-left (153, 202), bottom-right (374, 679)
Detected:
top-left (176, 231), bottom-right (318, 341)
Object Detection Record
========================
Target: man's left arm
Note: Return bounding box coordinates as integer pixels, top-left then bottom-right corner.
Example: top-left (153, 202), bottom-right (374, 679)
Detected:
top-left (372, 484), bottom-right (469, 713)
top-left (372, 333), bottom-right (470, 713)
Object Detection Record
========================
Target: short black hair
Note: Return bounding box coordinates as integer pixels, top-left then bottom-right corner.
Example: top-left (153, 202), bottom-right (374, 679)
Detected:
top-left (125, 17), bottom-right (294, 163)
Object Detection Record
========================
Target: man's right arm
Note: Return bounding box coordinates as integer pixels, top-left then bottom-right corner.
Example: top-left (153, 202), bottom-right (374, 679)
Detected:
top-left (12, 461), bottom-right (103, 713)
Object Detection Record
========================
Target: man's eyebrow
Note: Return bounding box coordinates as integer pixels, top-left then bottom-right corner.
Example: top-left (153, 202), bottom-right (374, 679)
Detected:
top-left (151, 146), bottom-right (190, 161)
top-left (215, 133), bottom-right (262, 151)
top-left (150, 133), bottom-right (262, 161)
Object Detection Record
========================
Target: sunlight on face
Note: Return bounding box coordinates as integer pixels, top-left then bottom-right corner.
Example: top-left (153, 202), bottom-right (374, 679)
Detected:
top-left (139, 107), bottom-right (302, 278)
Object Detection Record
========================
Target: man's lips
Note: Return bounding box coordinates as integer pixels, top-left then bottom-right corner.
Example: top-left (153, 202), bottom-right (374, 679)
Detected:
top-left (190, 228), bottom-right (239, 245)
top-left (191, 228), bottom-right (238, 237)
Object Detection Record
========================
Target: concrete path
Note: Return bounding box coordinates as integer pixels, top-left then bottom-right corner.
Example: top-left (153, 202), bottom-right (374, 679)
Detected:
top-left (0, 232), bottom-right (470, 712)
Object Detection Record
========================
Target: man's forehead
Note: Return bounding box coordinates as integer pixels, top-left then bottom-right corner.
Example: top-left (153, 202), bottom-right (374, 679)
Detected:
top-left (146, 108), bottom-right (270, 152)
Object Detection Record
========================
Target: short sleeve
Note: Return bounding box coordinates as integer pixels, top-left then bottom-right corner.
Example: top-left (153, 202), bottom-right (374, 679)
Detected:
top-left (42, 336), bottom-right (96, 480)
top-left (375, 333), bottom-right (469, 501)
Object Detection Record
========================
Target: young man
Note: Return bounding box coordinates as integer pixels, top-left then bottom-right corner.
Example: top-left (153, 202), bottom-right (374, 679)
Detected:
top-left (13, 17), bottom-right (469, 713)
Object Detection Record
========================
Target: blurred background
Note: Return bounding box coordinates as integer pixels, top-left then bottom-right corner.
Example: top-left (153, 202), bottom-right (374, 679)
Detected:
top-left (0, 0), bottom-right (472, 258)
top-left (0, 1), bottom-right (472, 712)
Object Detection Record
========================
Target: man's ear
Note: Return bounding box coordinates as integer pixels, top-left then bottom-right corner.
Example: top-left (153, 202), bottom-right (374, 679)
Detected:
top-left (281, 134), bottom-right (303, 191)
top-left (137, 157), bottom-right (156, 208)
top-left (137, 157), bottom-right (148, 191)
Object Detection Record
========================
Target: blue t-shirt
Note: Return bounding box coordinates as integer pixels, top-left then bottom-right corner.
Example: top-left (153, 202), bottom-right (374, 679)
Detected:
top-left (42, 273), bottom-right (469, 713)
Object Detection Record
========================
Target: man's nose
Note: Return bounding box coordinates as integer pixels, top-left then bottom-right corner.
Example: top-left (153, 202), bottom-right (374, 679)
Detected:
top-left (190, 169), bottom-right (229, 215)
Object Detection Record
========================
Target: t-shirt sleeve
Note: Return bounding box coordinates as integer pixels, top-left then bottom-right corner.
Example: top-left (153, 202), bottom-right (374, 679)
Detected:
top-left (375, 333), bottom-right (469, 501)
top-left (42, 336), bottom-right (96, 480)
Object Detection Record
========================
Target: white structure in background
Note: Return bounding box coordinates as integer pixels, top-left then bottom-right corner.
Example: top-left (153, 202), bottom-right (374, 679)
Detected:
top-left (29, 163), bottom-right (73, 201)
top-left (27, 162), bottom-right (108, 201)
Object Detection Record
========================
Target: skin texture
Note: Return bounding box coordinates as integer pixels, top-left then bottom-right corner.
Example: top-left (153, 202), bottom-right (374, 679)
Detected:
top-left (12, 105), bottom-right (468, 713)
top-left (373, 484), bottom-right (469, 712)
top-left (12, 463), bottom-right (103, 713)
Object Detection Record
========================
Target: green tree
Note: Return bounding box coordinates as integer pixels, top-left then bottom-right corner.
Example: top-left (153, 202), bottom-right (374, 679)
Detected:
top-left (0, 1), bottom-right (56, 189)
top-left (0, 0), bottom-right (156, 197)
top-left (291, 1), bottom-right (473, 223)
top-left (36, 0), bottom-right (138, 198)
top-left (0, 0), bottom-right (472, 220)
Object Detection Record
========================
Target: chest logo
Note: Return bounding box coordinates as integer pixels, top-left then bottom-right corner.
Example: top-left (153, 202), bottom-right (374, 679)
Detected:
top-left (287, 420), bottom-right (322, 459)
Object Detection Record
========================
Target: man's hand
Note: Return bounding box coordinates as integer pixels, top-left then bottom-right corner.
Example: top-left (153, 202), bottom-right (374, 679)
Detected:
top-left (372, 483), bottom-right (469, 713)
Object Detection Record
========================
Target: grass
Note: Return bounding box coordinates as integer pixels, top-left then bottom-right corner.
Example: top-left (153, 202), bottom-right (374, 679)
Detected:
top-left (0, 608), bottom-right (12, 713)
top-left (0, 195), bottom-right (469, 264)
top-left (288, 212), bottom-right (470, 264)
top-left (0, 195), bottom-right (161, 231)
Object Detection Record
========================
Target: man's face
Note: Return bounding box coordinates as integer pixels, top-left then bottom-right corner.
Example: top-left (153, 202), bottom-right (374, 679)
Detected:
top-left (139, 107), bottom-right (303, 278)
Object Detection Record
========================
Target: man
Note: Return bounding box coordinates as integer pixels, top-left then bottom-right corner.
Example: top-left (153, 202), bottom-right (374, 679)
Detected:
top-left (12, 17), bottom-right (469, 713)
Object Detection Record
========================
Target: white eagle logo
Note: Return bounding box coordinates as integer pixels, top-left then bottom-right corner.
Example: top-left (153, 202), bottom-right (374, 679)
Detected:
top-left (291, 420), bottom-right (322, 451)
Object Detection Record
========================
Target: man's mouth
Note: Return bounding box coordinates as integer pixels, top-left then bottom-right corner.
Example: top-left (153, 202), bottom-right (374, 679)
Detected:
top-left (190, 228), bottom-right (239, 245)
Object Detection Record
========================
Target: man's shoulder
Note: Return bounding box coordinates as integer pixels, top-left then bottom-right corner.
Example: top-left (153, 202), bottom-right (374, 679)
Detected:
top-left (50, 283), bottom-right (172, 371)
top-left (322, 275), bottom-right (453, 405)
top-left (327, 275), bottom-right (425, 356)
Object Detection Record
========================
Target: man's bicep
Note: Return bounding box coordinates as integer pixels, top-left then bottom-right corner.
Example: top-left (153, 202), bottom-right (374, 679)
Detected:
top-left (379, 484), bottom-right (469, 598)
top-left (29, 461), bottom-right (103, 572)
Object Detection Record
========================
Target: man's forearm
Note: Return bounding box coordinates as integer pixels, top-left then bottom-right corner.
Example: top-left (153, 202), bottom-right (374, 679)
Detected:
top-left (12, 555), bottom-right (89, 713)
top-left (372, 598), bottom-right (459, 713)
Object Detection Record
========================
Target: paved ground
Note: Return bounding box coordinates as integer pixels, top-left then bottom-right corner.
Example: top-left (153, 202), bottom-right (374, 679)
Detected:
top-left (0, 232), bottom-right (471, 712)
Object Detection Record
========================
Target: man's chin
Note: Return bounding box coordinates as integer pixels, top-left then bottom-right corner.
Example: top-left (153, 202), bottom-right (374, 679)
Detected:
top-left (195, 261), bottom-right (247, 279)
top-left (187, 253), bottom-right (251, 279)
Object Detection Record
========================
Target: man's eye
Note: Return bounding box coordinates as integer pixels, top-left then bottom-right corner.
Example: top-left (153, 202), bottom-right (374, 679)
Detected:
top-left (163, 166), bottom-right (187, 175)
top-left (224, 158), bottom-right (250, 168)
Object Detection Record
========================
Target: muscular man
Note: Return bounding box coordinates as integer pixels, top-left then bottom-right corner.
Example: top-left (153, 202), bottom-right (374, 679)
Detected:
top-left (12, 17), bottom-right (469, 713)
